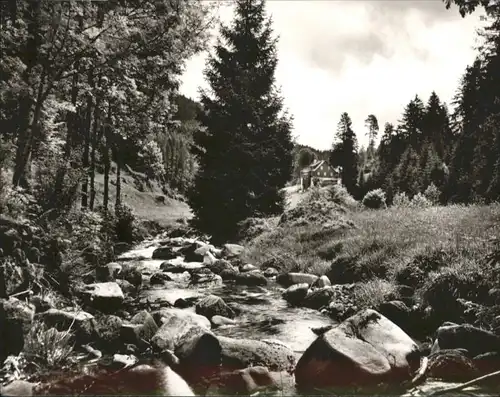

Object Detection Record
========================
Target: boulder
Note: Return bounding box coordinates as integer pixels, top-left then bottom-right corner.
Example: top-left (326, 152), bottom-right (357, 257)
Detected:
top-left (433, 323), bottom-right (500, 357)
top-left (0, 297), bottom-right (35, 359)
top-left (211, 315), bottom-right (237, 328)
top-left (121, 311), bottom-right (159, 350)
top-left (215, 366), bottom-right (279, 394)
top-left (220, 269), bottom-right (239, 282)
top-left (234, 272), bottom-right (267, 286)
top-left (311, 275), bottom-right (331, 288)
top-left (222, 244), bottom-right (245, 258)
top-left (149, 272), bottom-right (172, 285)
top-left (152, 246), bottom-right (178, 260)
top-left (189, 270), bottom-right (223, 288)
top-left (95, 262), bottom-right (122, 282)
top-left (217, 336), bottom-right (296, 373)
top-left (81, 282), bottom-right (124, 313)
top-left (240, 264), bottom-right (258, 273)
top-left (178, 242), bottom-right (204, 262)
top-left (0, 380), bottom-right (35, 396)
top-left (377, 300), bottom-right (412, 333)
top-left (152, 307), bottom-right (211, 330)
top-left (196, 295), bottom-right (235, 320)
top-left (115, 279), bottom-right (136, 295)
top-left (207, 259), bottom-right (239, 276)
top-left (263, 267), bottom-right (279, 278)
top-left (40, 308), bottom-right (94, 330)
top-left (276, 272), bottom-right (318, 288)
top-left (282, 283), bottom-right (309, 306)
top-left (151, 310), bottom-right (221, 385)
top-left (473, 351), bottom-right (500, 375)
top-left (295, 309), bottom-right (420, 390)
top-left (203, 251), bottom-right (217, 266)
top-left (427, 349), bottom-right (479, 381)
top-left (195, 244), bottom-right (218, 258)
top-left (160, 261), bottom-right (205, 273)
top-left (174, 297), bottom-right (197, 308)
top-left (303, 286), bottom-right (336, 310)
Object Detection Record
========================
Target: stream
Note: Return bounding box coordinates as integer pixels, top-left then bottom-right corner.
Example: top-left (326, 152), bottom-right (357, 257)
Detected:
top-left (115, 236), bottom-right (497, 397)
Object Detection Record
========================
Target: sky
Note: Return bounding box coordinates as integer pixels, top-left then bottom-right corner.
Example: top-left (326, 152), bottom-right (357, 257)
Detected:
top-left (179, 0), bottom-right (486, 151)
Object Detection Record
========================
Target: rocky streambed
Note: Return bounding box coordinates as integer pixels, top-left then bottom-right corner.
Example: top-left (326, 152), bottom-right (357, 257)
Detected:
top-left (2, 233), bottom-right (500, 396)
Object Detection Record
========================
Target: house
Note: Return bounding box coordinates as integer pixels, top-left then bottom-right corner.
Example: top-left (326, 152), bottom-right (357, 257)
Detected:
top-left (300, 160), bottom-right (341, 190)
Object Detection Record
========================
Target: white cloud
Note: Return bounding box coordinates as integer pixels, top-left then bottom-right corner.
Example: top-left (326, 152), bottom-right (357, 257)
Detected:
top-left (179, 1), bottom-right (486, 150)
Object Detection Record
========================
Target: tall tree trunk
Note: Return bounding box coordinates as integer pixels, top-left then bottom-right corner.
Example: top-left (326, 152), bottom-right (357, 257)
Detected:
top-left (115, 149), bottom-right (121, 210)
top-left (52, 62), bottom-right (80, 204)
top-left (12, 0), bottom-right (42, 188)
top-left (12, 80), bottom-right (45, 188)
top-left (89, 78), bottom-right (102, 210)
top-left (81, 72), bottom-right (94, 208)
top-left (103, 104), bottom-right (111, 212)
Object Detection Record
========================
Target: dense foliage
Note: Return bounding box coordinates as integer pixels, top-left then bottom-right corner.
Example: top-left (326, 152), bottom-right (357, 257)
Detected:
top-left (189, 0), bottom-right (294, 242)
top-left (0, 0), bottom-right (215, 216)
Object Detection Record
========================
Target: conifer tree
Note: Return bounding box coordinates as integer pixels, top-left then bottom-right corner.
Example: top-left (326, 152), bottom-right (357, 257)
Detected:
top-left (448, 59), bottom-right (484, 202)
top-left (330, 112), bottom-right (359, 196)
top-left (394, 146), bottom-right (422, 197)
top-left (399, 95), bottom-right (426, 149)
top-left (364, 114), bottom-right (379, 158)
top-left (189, 0), bottom-right (294, 242)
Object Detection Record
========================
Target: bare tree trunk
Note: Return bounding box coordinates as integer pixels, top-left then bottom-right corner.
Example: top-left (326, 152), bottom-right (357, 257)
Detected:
top-left (89, 78), bottom-right (102, 210)
top-left (12, 78), bottom-right (45, 188)
top-left (103, 104), bottom-right (111, 212)
top-left (12, 1), bottom-right (42, 188)
top-left (115, 149), bottom-right (121, 210)
top-left (81, 72), bottom-right (94, 208)
top-left (52, 63), bottom-right (79, 204)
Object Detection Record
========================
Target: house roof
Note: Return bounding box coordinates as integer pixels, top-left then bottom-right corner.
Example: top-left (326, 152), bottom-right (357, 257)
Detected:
top-left (301, 160), bottom-right (341, 175)
top-left (310, 160), bottom-right (325, 172)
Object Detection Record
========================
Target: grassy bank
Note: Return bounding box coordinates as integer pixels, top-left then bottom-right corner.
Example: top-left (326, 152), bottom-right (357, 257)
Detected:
top-left (243, 186), bottom-right (500, 317)
top-left (93, 166), bottom-right (192, 228)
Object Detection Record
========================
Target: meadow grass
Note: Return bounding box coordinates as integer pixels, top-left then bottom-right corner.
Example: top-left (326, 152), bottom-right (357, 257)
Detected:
top-left (243, 201), bottom-right (500, 308)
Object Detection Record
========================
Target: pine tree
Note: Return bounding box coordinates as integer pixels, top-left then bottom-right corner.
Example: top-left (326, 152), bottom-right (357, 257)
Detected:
top-left (423, 91), bottom-right (452, 159)
top-left (189, 0), bottom-right (294, 242)
top-left (393, 146), bottom-right (422, 197)
top-left (448, 59), bottom-right (484, 202)
top-left (330, 112), bottom-right (359, 196)
top-left (364, 114), bottom-right (379, 158)
top-left (399, 95), bottom-right (425, 149)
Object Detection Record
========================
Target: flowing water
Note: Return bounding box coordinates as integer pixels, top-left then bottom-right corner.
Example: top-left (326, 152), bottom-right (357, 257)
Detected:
top-left (117, 237), bottom-right (497, 397)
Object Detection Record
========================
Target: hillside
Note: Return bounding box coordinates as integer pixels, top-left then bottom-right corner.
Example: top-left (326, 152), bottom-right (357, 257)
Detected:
top-left (93, 165), bottom-right (192, 227)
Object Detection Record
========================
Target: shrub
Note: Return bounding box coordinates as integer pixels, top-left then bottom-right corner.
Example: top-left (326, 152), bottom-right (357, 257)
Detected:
top-left (411, 192), bottom-right (432, 208)
top-left (115, 203), bottom-right (135, 243)
top-left (33, 153), bottom-right (83, 213)
top-left (2, 186), bottom-right (34, 218)
top-left (328, 184), bottom-right (359, 209)
top-left (237, 216), bottom-right (275, 241)
top-left (362, 189), bottom-right (387, 209)
top-left (392, 192), bottom-right (411, 208)
top-left (353, 279), bottom-right (399, 310)
top-left (424, 183), bottom-right (441, 205)
top-left (24, 321), bottom-right (74, 368)
top-left (420, 268), bottom-right (492, 322)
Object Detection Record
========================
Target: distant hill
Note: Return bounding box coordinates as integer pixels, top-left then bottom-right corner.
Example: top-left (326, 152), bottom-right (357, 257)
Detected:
top-left (293, 143), bottom-right (330, 162)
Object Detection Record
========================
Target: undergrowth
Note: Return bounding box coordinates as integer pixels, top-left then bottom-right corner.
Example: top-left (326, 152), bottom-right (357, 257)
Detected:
top-left (244, 185), bottom-right (500, 316)
top-left (24, 321), bottom-right (74, 369)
